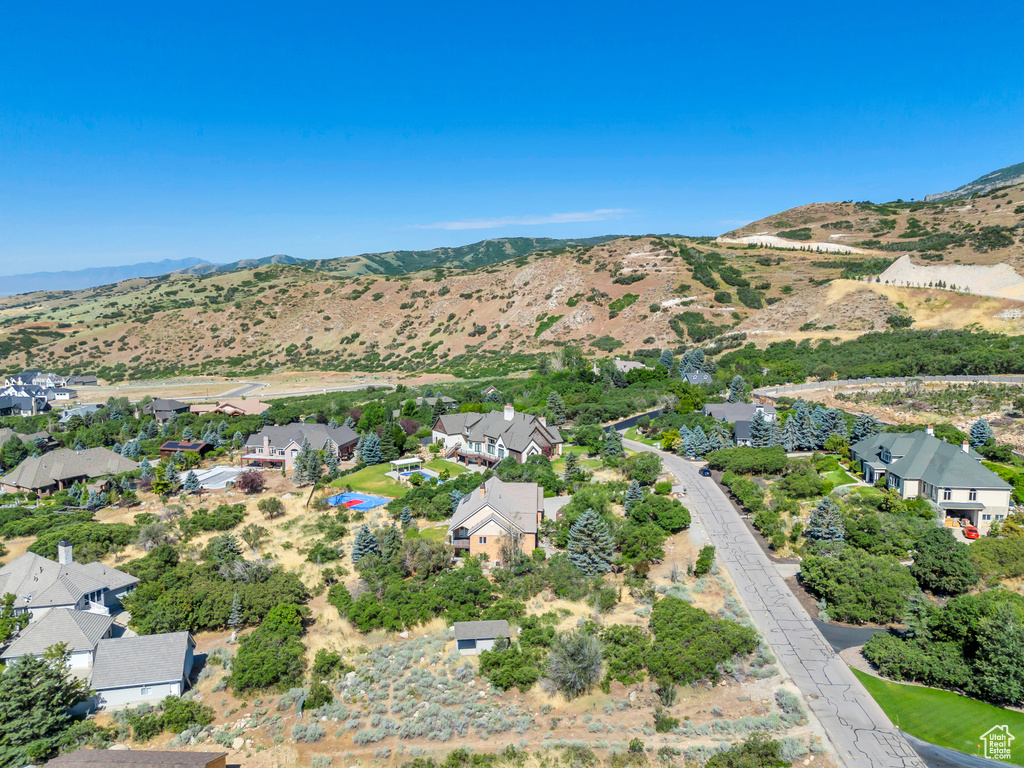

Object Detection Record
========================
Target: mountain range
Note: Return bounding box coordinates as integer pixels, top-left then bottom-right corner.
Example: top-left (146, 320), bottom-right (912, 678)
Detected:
top-left (0, 257), bottom-right (212, 297)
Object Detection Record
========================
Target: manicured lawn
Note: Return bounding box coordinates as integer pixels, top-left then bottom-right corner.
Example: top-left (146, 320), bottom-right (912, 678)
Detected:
top-left (418, 526), bottom-right (447, 541)
top-left (330, 463), bottom-right (406, 497)
top-left (823, 468), bottom-right (857, 487)
top-left (852, 669), bottom-right (1024, 765)
top-left (624, 427), bottom-right (657, 447)
top-left (425, 459), bottom-right (468, 476)
top-left (851, 485), bottom-right (883, 498)
top-left (552, 446), bottom-right (604, 473)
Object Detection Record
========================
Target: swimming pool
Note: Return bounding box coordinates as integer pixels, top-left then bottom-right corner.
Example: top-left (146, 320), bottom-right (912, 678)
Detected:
top-left (326, 492), bottom-right (391, 511)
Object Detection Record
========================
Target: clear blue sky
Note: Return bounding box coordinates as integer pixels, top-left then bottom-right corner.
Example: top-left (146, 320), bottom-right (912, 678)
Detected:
top-left (2, 2), bottom-right (1022, 275)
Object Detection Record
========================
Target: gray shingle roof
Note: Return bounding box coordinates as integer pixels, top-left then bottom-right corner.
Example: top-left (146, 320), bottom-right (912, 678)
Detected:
top-left (683, 371), bottom-right (713, 386)
top-left (0, 447), bottom-right (138, 491)
top-left (453, 620), bottom-right (510, 641)
top-left (45, 749), bottom-right (227, 767)
top-left (1, 607), bottom-right (114, 660)
top-left (435, 409), bottom-right (563, 454)
top-left (704, 403), bottom-right (776, 423)
top-left (0, 551), bottom-right (138, 610)
top-left (851, 431), bottom-right (1010, 490)
top-left (448, 477), bottom-right (543, 535)
top-left (90, 632), bottom-right (194, 690)
top-left (0, 428), bottom-right (51, 446)
top-left (245, 423), bottom-right (357, 451)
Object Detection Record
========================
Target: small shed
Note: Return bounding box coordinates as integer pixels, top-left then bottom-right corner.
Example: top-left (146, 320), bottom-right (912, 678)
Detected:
top-left (159, 441), bottom-right (213, 459)
top-left (453, 619), bottom-right (511, 655)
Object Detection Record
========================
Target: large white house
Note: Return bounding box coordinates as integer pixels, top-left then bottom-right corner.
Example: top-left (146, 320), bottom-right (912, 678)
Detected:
top-left (432, 405), bottom-right (563, 467)
top-left (851, 428), bottom-right (1013, 528)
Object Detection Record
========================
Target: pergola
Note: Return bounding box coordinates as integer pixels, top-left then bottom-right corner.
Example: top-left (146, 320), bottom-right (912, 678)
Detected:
top-left (389, 457), bottom-right (424, 472)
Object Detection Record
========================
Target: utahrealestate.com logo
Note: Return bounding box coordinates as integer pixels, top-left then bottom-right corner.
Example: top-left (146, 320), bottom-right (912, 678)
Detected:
top-left (981, 725), bottom-right (1015, 760)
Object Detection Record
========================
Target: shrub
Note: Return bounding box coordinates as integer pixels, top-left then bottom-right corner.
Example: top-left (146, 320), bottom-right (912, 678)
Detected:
top-left (653, 480), bottom-right (672, 495)
top-left (236, 469), bottom-right (267, 494)
top-left (547, 631), bottom-right (603, 699)
top-left (799, 548), bottom-right (916, 624)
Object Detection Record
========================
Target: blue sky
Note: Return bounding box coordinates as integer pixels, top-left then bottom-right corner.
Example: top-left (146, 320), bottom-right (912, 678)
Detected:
top-left (1, 2), bottom-right (1022, 275)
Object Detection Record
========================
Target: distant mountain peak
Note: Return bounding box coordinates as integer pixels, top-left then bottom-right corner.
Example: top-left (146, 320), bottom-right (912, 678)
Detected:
top-left (0, 257), bottom-right (212, 297)
top-left (925, 161), bottom-right (1024, 201)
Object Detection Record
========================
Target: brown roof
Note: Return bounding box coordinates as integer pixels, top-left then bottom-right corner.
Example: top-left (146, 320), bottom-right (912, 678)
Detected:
top-left (46, 749), bottom-right (226, 767)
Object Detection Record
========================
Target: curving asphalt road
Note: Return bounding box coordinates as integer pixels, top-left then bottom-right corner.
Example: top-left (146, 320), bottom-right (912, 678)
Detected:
top-left (624, 439), bottom-right (926, 768)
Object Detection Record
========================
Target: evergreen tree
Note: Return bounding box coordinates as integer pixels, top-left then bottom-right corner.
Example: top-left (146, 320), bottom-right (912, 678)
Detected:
top-left (228, 592), bottom-right (242, 629)
top-left (546, 391), bottom-right (567, 425)
top-left (970, 418), bottom-right (993, 448)
top-left (351, 525), bottom-right (381, 563)
top-left (603, 430), bottom-right (624, 459)
top-left (727, 375), bottom-right (746, 403)
top-left (690, 348), bottom-right (706, 372)
top-left (806, 496), bottom-right (845, 542)
top-left (182, 426), bottom-right (194, 442)
top-left (563, 451), bottom-right (581, 484)
top-left (624, 481), bottom-right (644, 514)
top-left (72, 439), bottom-right (85, 451)
top-left (612, 370), bottom-right (627, 389)
top-left (691, 425), bottom-right (711, 456)
top-left (324, 449), bottom-right (339, 477)
top-left (484, 389), bottom-right (503, 404)
top-left (361, 433), bottom-right (383, 466)
top-left (183, 470), bottom-right (200, 493)
top-left (328, 417), bottom-right (339, 429)
top-left (851, 414), bottom-right (881, 443)
top-left (431, 398), bottom-right (447, 424)
top-left (233, 430), bottom-right (244, 448)
top-left (86, 490), bottom-right (100, 508)
top-left (749, 412), bottom-right (771, 448)
top-left (792, 401), bottom-right (816, 451)
top-left (567, 509), bottom-right (615, 575)
top-left (400, 506), bottom-right (413, 527)
top-left (379, 425), bottom-right (399, 462)
top-left (678, 351), bottom-right (695, 376)
top-left (139, 456), bottom-right (153, 479)
top-left (380, 525), bottom-right (403, 561)
top-left (657, 349), bottom-right (674, 372)
top-left (450, 488), bottom-right (466, 513)
top-left (343, 416), bottom-right (355, 428)
top-left (111, 442), bottom-right (122, 455)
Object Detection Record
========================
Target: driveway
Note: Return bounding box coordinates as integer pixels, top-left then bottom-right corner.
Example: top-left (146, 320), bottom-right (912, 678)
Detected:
top-left (624, 439), bottom-right (926, 768)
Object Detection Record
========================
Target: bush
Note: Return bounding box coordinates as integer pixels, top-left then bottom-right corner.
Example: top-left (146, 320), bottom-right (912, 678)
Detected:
top-left (258, 497), bottom-right (285, 519)
top-left (706, 447), bottom-right (789, 475)
top-left (230, 604), bottom-right (307, 693)
top-left (693, 545), bottom-right (715, 577)
top-left (547, 631), bottom-right (603, 699)
top-left (620, 452), bottom-right (663, 485)
top-left (236, 469), bottom-right (267, 494)
top-left (653, 481), bottom-right (672, 496)
top-left (479, 645), bottom-right (542, 692)
top-left (799, 548), bottom-right (916, 624)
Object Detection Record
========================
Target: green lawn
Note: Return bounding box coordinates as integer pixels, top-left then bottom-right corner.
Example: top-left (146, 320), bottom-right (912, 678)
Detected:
top-left (851, 485), bottom-right (884, 498)
top-left (823, 468), bottom-right (857, 487)
top-left (552, 446), bottom-right (604, 473)
top-left (852, 669), bottom-right (1024, 765)
top-left (425, 459), bottom-right (468, 476)
top-left (330, 463), bottom-right (406, 497)
top-left (624, 427), bottom-right (658, 447)
top-left (418, 525), bottom-right (447, 541)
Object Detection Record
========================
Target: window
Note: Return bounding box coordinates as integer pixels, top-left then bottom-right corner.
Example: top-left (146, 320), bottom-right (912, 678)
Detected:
top-left (478, 537), bottom-right (487, 544)
top-left (140, 686), bottom-right (151, 695)
top-left (498, 448), bottom-right (505, 459)
top-left (969, 489), bottom-right (978, 501)
top-left (943, 488), bottom-right (952, 501)
top-left (983, 514), bottom-right (992, 521)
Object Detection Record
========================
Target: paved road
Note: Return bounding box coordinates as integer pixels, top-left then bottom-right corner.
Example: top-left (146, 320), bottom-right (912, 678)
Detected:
top-left (624, 439), bottom-right (926, 768)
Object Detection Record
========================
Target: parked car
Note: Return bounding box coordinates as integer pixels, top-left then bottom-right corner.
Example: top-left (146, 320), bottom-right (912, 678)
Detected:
top-left (699, 467), bottom-right (712, 477)
top-left (963, 525), bottom-right (980, 539)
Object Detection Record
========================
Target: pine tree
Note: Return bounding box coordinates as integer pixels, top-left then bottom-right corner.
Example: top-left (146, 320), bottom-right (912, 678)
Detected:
top-left (183, 470), bottom-right (200, 493)
top-left (139, 456), bottom-right (153, 478)
top-left (361, 433), bottom-right (383, 466)
top-left (431, 399), bottom-right (447, 424)
top-left (678, 351), bottom-right (695, 376)
top-left (612, 370), bottom-right (627, 389)
top-left (792, 401), bottom-right (816, 451)
top-left (86, 490), bottom-right (100, 508)
top-left (401, 506), bottom-right (413, 527)
top-left (727, 375), bottom-right (746, 403)
top-left (380, 525), bottom-right (403, 561)
top-left (546, 391), bottom-right (567, 425)
top-left (690, 348), bottom-right (706, 372)
top-left (657, 349), bottom-right (674, 372)
top-left (343, 416), bottom-right (355, 428)
top-left (563, 451), bottom-right (580, 484)
top-left (851, 414), bottom-right (880, 443)
top-left (182, 426), bottom-right (194, 442)
top-left (228, 592), bottom-right (242, 629)
top-left (970, 418), bottom-right (993, 448)
top-left (603, 430), bottom-right (624, 459)
top-left (806, 496), bottom-right (845, 542)
top-left (112, 442), bottom-right (122, 455)
top-left (450, 488), bottom-right (466, 513)
top-left (691, 425), bottom-right (711, 456)
top-left (351, 525), bottom-right (381, 563)
top-left (749, 412), bottom-right (771, 448)
top-left (324, 449), bottom-right (339, 477)
top-left (379, 426), bottom-right (399, 462)
top-left (328, 417), bottom-right (339, 429)
top-left (624, 481), bottom-right (644, 513)
top-left (567, 509), bottom-right (615, 575)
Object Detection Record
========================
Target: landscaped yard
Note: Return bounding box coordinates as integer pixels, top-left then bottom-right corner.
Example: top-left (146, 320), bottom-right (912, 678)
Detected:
top-left (331, 463), bottom-right (406, 497)
top-left (852, 669), bottom-right (1024, 766)
top-left (425, 458), bottom-right (468, 476)
top-left (822, 467), bottom-right (857, 487)
top-left (624, 427), bottom-right (658, 446)
top-left (552, 445), bottom-right (604, 473)
top-left (850, 485), bottom-right (884, 499)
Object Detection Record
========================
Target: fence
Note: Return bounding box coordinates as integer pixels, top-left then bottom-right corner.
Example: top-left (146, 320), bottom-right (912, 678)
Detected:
top-left (755, 375), bottom-right (1024, 400)
top-left (604, 409), bottom-right (665, 433)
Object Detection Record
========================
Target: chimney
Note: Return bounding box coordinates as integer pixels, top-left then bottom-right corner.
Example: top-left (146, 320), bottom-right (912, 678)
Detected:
top-left (926, 425), bottom-right (934, 436)
top-left (479, 486), bottom-right (486, 499)
top-left (57, 540), bottom-right (73, 565)
top-left (504, 404), bottom-right (514, 421)
top-left (537, 415), bottom-right (547, 427)
top-left (263, 435), bottom-right (270, 454)
top-left (962, 440), bottom-right (970, 453)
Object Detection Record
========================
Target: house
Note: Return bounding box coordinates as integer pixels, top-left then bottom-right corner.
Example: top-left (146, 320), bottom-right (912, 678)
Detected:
top-left (591, 358), bottom-right (648, 375)
top-left (0, 383), bottom-right (74, 402)
top-left (89, 631), bottom-right (196, 708)
top-left (4, 371), bottom-right (68, 389)
top-left (481, 385), bottom-right (500, 397)
top-left (50, 387), bottom-right (78, 402)
top-left (453, 620), bottom-right (511, 655)
top-left (47, 750), bottom-right (227, 768)
top-left (59, 403), bottom-right (104, 424)
top-left (682, 371), bottom-right (713, 386)
top-left (0, 428), bottom-right (56, 451)
top-left (190, 399), bottom-right (270, 417)
top-left (159, 440), bottom-right (214, 459)
top-left (66, 374), bottom-right (99, 386)
top-left (0, 392), bottom-right (50, 417)
top-left (242, 422), bottom-right (358, 470)
top-left (432, 405), bottom-right (563, 467)
top-left (703, 402), bottom-right (777, 446)
top-left (1, 607), bottom-right (116, 670)
top-left (851, 427), bottom-right (1012, 529)
top-left (447, 476), bottom-right (544, 561)
top-left (0, 541), bottom-right (138, 620)
top-left (0, 447), bottom-right (138, 495)
top-left (139, 398), bottom-right (191, 422)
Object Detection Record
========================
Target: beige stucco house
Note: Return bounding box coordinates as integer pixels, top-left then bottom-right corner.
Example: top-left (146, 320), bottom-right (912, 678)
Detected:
top-left (447, 477), bottom-right (544, 564)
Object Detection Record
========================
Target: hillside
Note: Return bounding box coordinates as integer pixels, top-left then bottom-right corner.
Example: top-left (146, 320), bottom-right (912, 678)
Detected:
top-left (0, 236), bottom-right (896, 381)
top-left (0, 257), bottom-right (212, 297)
top-left (724, 181), bottom-right (1024, 269)
top-left (925, 160), bottom-right (1024, 201)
